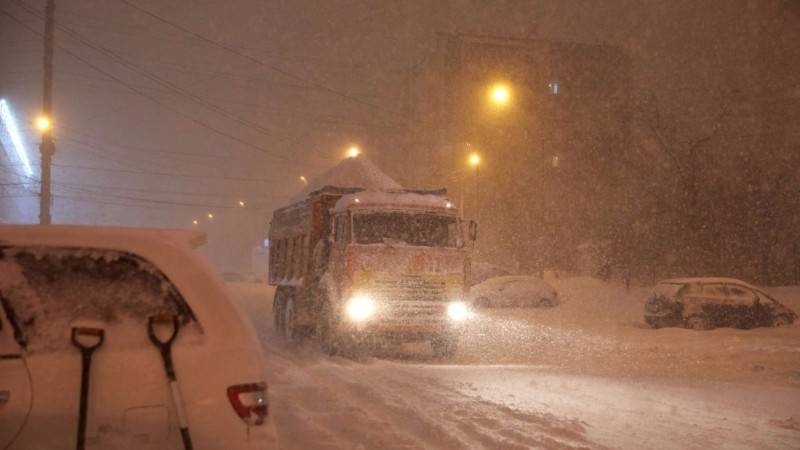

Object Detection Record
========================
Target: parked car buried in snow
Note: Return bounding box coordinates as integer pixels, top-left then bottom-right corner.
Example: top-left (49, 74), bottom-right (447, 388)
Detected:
top-left (469, 276), bottom-right (559, 308)
top-left (0, 225), bottom-right (276, 450)
top-left (644, 277), bottom-right (797, 330)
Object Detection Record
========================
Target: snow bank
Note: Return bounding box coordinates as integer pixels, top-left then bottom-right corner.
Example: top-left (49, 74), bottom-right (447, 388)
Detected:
top-left (289, 156), bottom-right (402, 204)
top-left (469, 276), bottom-right (558, 307)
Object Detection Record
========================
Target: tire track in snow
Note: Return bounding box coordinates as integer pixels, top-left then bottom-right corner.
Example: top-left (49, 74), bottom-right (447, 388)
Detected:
top-left (236, 283), bottom-right (602, 449)
top-left (361, 364), bottom-right (601, 449)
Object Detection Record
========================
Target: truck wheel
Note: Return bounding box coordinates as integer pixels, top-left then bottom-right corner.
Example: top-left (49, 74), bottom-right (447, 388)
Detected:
top-left (431, 335), bottom-right (458, 358)
top-left (273, 292), bottom-right (285, 334)
top-left (318, 302), bottom-right (341, 356)
top-left (686, 315), bottom-right (708, 330)
top-left (283, 297), bottom-right (299, 343)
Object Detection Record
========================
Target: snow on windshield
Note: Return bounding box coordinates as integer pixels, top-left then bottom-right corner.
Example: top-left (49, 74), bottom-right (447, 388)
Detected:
top-left (0, 247), bottom-right (191, 352)
top-left (650, 282), bottom-right (685, 299)
top-left (353, 212), bottom-right (457, 247)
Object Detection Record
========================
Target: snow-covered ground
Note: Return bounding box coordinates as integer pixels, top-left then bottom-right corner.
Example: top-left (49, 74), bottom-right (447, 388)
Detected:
top-left (229, 278), bottom-right (800, 449)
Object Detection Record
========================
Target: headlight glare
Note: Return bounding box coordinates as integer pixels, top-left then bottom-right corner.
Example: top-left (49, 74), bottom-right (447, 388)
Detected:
top-left (447, 301), bottom-right (470, 321)
top-left (345, 295), bottom-right (375, 322)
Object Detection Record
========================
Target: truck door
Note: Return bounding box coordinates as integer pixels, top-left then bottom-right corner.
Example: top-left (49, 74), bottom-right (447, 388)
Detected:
top-left (0, 298), bottom-right (32, 449)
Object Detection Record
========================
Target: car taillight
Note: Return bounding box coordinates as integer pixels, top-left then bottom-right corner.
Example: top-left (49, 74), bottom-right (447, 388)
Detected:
top-left (227, 382), bottom-right (268, 425)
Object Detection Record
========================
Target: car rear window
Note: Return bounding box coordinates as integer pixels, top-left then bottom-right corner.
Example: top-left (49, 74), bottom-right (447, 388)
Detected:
top-left (0, 246), bottom-right (194, 353)
top-left (651, 282), bottom-right (684, 299)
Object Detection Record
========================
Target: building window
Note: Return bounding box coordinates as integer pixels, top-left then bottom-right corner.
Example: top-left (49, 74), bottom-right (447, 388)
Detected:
top-left (552, 155), bottom-right (560, 168)
top-left (548, 82), bottom-right (560, 95)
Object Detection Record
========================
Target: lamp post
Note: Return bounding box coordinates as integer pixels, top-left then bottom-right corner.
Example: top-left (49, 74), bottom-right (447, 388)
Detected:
top-left (38, 0), bottom-right (55, 225)
top-left (468, 152), bottom-right (481, 222)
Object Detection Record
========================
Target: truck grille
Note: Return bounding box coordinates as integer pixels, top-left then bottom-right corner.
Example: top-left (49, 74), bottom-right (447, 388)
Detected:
top-left (370, 274), bottom-right (447, 302)
top-left (385, 301), bottom-right (446, 321)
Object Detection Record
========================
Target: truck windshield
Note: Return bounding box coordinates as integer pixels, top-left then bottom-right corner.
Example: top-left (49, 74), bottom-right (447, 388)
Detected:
top-left (353, 212), bottom-right (457, 247)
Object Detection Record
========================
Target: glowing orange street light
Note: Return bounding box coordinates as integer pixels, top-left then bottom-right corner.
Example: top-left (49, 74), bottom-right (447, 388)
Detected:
top-left (488, 83), bottom-right (511, 106)
top-left (346, 145), bottom-right (361, 158)
top-left (468, 152), bottom-right (481, 167)
top-left (36, 115), bottom-right (52, 132)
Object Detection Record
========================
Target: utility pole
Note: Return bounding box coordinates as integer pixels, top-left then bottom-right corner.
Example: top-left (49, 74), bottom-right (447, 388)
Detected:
top-left (39, 0), bottom-right (55, 225)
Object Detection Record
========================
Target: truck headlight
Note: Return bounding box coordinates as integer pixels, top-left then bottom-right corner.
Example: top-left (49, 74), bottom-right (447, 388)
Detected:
top-left (345, 295), bottom-right (375, 322)
top-left (447, 301), bottom-right (470, 322)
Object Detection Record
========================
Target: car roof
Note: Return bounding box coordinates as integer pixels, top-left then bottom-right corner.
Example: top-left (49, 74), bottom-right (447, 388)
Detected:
top-left (660, 277), bottom-right (756, 288)
top-left (0, 224), bottom-right (207, 250)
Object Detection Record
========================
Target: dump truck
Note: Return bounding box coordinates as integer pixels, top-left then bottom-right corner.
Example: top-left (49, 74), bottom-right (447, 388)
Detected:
top-left (269, 182), bottom-right (474, 357)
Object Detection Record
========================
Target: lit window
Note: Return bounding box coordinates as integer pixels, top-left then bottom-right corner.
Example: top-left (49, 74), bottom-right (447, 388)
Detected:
top-left (552, 155), bottom-right (560, 168)
top-left (548, 82), bottom-right (560, 95)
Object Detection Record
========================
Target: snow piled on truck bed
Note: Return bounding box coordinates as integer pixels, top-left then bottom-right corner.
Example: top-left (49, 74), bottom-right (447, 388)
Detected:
top-left (289, 156), bottom-right (402, 203)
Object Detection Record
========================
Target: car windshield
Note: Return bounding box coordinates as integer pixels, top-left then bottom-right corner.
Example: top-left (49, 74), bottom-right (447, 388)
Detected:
top-left (353, 212), bottom-right (458, 247)
top-left (0, 246), bottom-right (193, 352)
top-left (651, 282), bottom-right (684, 299)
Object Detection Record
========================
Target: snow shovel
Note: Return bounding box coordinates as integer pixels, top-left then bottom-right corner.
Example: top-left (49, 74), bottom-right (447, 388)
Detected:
top-left (148, 315), bottom-right (193, 450)
top-left (71, 326), bottom-right (105, 450)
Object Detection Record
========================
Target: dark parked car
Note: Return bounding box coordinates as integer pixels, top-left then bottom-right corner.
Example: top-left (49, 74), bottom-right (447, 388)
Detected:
top-left (644, 277), bottom-right (797, 330)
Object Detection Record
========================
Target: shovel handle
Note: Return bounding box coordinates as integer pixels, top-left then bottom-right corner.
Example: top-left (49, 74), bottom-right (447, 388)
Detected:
top-left (71, 327), bottom-right (105, 351)
top-left (71, 327), bottom-right (104, 450)
top-left (147, 315), bottom-right (180, 348)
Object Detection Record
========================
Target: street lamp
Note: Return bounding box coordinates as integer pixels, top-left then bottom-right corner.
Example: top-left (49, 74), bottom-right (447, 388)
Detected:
top-left (467, 151), bottom-right (481, 223)
top-left (468, 152), bottom-right (481, 168)
top-left (488, 83), bottom-right (511, 107)
top-left (346, 145), bottom-right (361, 158)
top-left (36, 115), bottom-right (52, 133)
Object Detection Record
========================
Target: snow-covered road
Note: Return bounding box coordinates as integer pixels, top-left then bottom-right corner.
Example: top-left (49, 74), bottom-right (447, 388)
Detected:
top-left (230, 281), bottom-right (800, 449)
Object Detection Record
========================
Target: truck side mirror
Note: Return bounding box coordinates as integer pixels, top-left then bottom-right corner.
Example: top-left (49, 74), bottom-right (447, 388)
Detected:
top-left (468, 221), bottom-right (478, 241)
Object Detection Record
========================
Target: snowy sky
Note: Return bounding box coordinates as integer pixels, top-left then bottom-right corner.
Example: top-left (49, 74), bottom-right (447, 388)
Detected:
top-left (0, 0), bottom-right (797, 269)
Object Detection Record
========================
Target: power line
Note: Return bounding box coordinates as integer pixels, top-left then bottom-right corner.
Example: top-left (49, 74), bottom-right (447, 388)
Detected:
top-left (1, 6), bottom-right (298, 165)
top-left (114, 0), bottom-right (389, 112)
top-left (0, 161), bottom-right (277, 183)
top-left (12, 1), bottom-right (293, 146)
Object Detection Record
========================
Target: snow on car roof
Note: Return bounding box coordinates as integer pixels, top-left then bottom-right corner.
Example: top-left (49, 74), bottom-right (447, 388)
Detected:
top-left (660, 277), bottom-right (756, 287)
top-left (289, 155), bottom-right (402, 204)
top-left (0, 224), bottom-right (207, 250)
top-left (477, 275), bottom-right (553, 286)
top-left (333, 190), bottom-right (455, 213)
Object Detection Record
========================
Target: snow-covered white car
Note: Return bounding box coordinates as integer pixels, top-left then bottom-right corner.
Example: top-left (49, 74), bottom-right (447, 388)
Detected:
top-left (0, 225), bottom-right (276, 450)
top-left (468, 261), bottom-right (512, 286)
top-left (644, 277), bottom-right (797, 330)
top-left (469, 276), bottom-right (559, 308)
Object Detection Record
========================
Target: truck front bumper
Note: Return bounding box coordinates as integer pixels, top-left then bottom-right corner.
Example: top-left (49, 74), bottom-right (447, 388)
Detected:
top-left (340, 317), bottom-right (466, 343)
